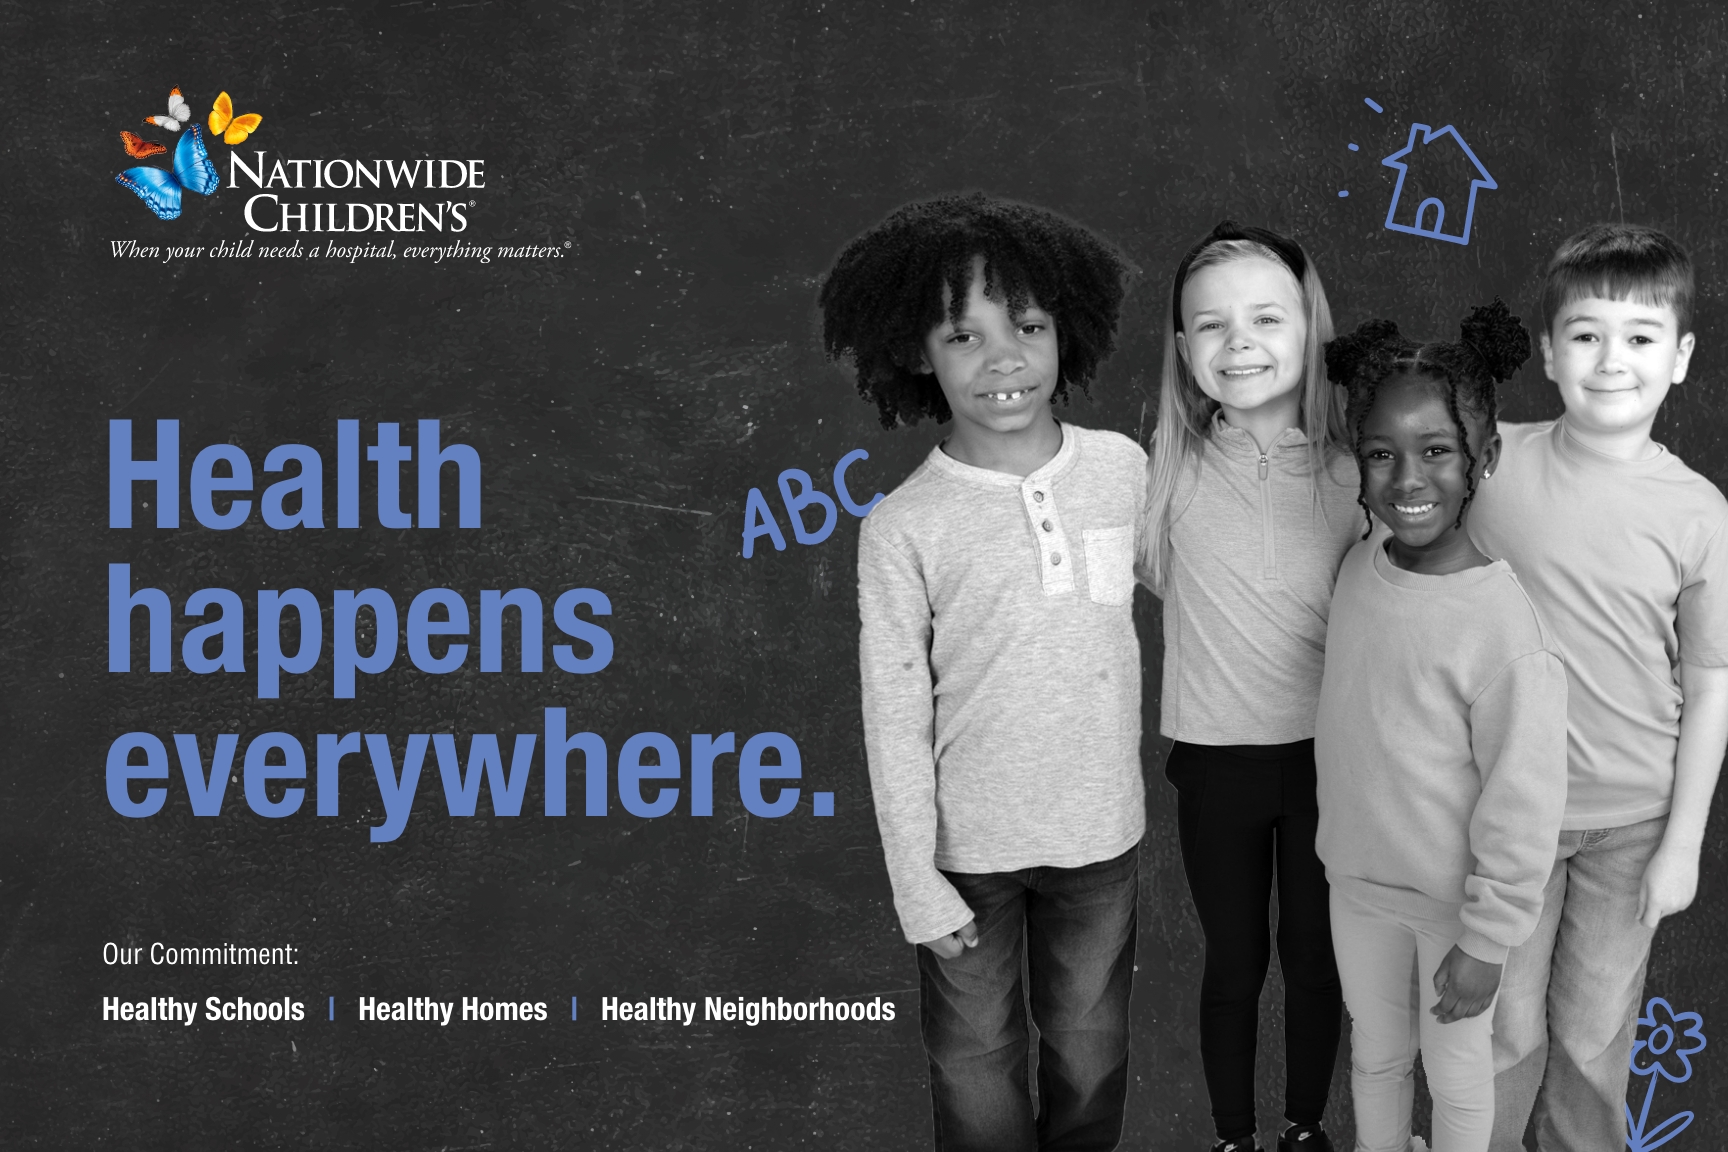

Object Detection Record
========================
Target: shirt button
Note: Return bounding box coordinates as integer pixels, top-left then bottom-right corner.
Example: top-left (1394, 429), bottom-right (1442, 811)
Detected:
top-left (1033, 491), bottom-right (1045, 502)
top-left (1051, 552), bottom-right (1062, 565)
top-left (1042, 519), bottom-right (1053, 532)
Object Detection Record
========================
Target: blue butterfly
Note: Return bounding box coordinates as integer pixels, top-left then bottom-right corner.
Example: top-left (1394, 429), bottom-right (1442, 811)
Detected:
top-left (116, 122), bottom-right (220, 220)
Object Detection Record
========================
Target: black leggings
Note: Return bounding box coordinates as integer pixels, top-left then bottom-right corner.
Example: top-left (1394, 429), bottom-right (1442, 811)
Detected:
top-left (1166, 740), bottom-right (1342, 1142)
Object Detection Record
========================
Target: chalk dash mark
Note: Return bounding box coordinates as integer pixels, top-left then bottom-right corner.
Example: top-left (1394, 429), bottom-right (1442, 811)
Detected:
top-left (566, 494), bottom-right (713, 517)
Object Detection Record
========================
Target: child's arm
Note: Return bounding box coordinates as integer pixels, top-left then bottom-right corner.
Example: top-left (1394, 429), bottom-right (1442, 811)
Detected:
top-left (1642, 512), bottom-right (1728, 928)
top-left (1434, 648), bottom-right (1570, 1023)
top-left (857, 519), bottom-right (976, 951)
top-left (1132, 444), bottom-right (1159, 593)
top-left (1639, 661), bottom-right (1728, 928)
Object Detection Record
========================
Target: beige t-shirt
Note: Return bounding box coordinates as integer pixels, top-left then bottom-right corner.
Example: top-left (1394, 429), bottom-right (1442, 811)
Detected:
top-left (1469, 419), bottom-right (1728, 829)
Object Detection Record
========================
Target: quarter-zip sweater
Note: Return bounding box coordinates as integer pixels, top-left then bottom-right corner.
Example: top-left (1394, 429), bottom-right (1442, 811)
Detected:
top-left (1161, 416), bottom-right (1362, 744)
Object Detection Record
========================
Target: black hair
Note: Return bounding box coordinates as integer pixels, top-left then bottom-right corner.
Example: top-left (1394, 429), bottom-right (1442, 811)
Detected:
top-left (817, 193), bottom-right (1132, 429)
top-left (1541, 222), bottom-right (1694, 335)
top-left (1324, 298), bottom-right (1531, 538)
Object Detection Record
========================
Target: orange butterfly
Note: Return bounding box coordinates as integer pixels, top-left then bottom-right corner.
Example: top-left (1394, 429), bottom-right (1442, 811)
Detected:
top-left (120, 130), bottom-right (168, 159)
top-left (208, 92), bottom-right (262, 145)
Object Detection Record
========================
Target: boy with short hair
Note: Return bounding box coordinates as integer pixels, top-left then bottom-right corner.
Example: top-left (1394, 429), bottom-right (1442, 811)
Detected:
top-left (1469, 223), bottom-right (1728, 1152)
top-left (820, 193), bottom-right (1145, 1151)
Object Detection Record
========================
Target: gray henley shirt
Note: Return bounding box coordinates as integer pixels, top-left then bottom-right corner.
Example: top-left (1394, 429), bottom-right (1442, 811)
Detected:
top-left (857, 423), bottom-right (1148, 944)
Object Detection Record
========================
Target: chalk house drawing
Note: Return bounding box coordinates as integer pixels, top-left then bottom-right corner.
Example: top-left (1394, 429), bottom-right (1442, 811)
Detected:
top-left (1380, 122), bottom-right (1496, 246)
top-left (1625, 996), bottom-right (1707, 1152)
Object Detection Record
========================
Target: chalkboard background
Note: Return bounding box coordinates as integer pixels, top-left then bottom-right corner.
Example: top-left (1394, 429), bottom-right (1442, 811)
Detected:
top-left (5, 1), bottom-right (1728, 1148)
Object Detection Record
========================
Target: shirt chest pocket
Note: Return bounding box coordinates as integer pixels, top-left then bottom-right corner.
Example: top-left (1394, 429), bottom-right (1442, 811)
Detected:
top-left (1084, 526), bottom-right (1135, 606)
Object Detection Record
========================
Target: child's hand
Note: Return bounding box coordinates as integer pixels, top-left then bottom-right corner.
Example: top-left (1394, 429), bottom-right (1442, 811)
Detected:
top-left (921, 919), bottom-right (979, 960)
top-left (1638, 842), bottom-right (1701, 929)
top-left (1431, 945), bottom-right (1502, 1024)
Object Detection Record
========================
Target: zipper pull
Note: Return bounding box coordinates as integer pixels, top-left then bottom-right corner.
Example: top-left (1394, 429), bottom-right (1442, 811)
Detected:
top-left (1258, 454), bottom-right (1269, 481)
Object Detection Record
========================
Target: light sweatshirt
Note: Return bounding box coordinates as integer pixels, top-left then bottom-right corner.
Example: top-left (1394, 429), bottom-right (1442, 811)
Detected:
top-left (1161, 415), bottom-right (1362, 744)
top-left (857, 424), bottom-right (1147, 945)
top-left (1315, 538), bottom-right (1569, 964)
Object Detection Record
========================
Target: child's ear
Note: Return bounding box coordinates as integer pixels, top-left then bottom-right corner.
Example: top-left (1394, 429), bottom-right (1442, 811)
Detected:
top-left (1674, 331), bottom-right (1697, 384)
top-left (1479, 429), bottom-right (1502, 481)
top-left (917, 348), bottom-right (934, 375)
top-left (1539, 331), bottom-right (1556, 384)
top-left (1175, 330), bottom-right (1190, 366)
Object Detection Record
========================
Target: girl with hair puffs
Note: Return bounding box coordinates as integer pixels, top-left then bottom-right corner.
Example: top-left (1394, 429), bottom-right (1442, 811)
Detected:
top-left (1314, 302), bottom-right (1569, 1152)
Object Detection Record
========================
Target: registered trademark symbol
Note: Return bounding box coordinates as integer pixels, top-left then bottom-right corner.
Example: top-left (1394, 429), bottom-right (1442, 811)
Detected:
top-left (468, 200), bottom-right (476, 207)
top-left (564, 240), bottom-right (572, 248)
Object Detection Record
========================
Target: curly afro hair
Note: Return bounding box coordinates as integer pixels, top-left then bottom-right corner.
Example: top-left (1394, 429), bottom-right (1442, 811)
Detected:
top-left (1325, 298), bottom-right (1531, 537)
top-left (817, 193), bottom-right (1132, 429)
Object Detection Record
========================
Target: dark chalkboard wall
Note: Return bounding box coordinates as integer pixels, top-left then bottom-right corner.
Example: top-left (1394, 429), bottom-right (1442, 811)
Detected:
top-left (6, 2), bottom-right (1728, 1148)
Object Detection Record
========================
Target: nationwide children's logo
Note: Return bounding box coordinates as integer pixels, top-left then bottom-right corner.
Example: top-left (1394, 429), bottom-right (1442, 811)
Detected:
top-left (115, 87), bottom-right (262, 221)
top-left (107, 85), bottom-right (565, 261)
top-left (111, 83), bottom-right (487, 238)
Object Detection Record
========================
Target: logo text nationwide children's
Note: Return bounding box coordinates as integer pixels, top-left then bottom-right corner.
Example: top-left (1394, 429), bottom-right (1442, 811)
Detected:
top-left (231, 152), bottom-right (483, 233)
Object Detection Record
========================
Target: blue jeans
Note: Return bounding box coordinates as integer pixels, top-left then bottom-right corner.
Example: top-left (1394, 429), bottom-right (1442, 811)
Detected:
top-left (916, 843), bottom-right (1139, 1152)
top-left (1489, 817), bottom-right (1665, 1152)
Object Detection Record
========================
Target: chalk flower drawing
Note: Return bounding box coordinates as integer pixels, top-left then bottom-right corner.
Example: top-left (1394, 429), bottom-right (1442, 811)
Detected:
top-left (1625, 996), bottom-right (1707, 1152)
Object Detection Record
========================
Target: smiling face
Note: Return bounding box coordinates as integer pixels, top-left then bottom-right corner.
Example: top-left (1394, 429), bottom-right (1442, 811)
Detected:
top-left (1177, 255), bottom-right (1308, 427)
top-left (920, 256), bottom-right (1061, 439)
top-left (1544, 294), bottom-right (1695, 447)
top-left (1359, 372), bottom-right (1500, 573)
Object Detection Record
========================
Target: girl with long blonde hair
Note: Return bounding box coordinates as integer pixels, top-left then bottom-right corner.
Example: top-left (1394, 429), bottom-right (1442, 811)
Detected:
top-left (1146, 222), bottom-right (1358, 1152)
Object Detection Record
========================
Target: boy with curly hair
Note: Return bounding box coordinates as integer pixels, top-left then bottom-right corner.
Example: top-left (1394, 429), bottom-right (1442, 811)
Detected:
top-left (820, 193), bottom-right (1145, 1151)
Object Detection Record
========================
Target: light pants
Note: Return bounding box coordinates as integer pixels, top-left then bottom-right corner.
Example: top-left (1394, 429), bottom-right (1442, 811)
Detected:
top-left (1488, 817), bottom-right (1664, 1152)
top-left (1332, 880), bottom-right (1495, 1152)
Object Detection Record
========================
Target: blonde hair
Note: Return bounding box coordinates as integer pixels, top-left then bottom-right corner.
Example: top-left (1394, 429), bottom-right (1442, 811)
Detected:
top-left (1140, 234), bottom-right (1346, 592)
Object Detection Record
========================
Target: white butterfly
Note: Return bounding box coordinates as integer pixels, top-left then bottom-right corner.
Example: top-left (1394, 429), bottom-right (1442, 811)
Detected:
top-left (144, 88), bottom-right (194, 132)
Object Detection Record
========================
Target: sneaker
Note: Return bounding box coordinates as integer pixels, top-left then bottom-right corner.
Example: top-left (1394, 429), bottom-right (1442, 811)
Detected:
top-left (1208, 1139), bottom-right (1258, 1152)
top-left (1277, 1122), bottom-right (1335, 1152)
top-left (1409, 1138), bottom-right (1429, 1152)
